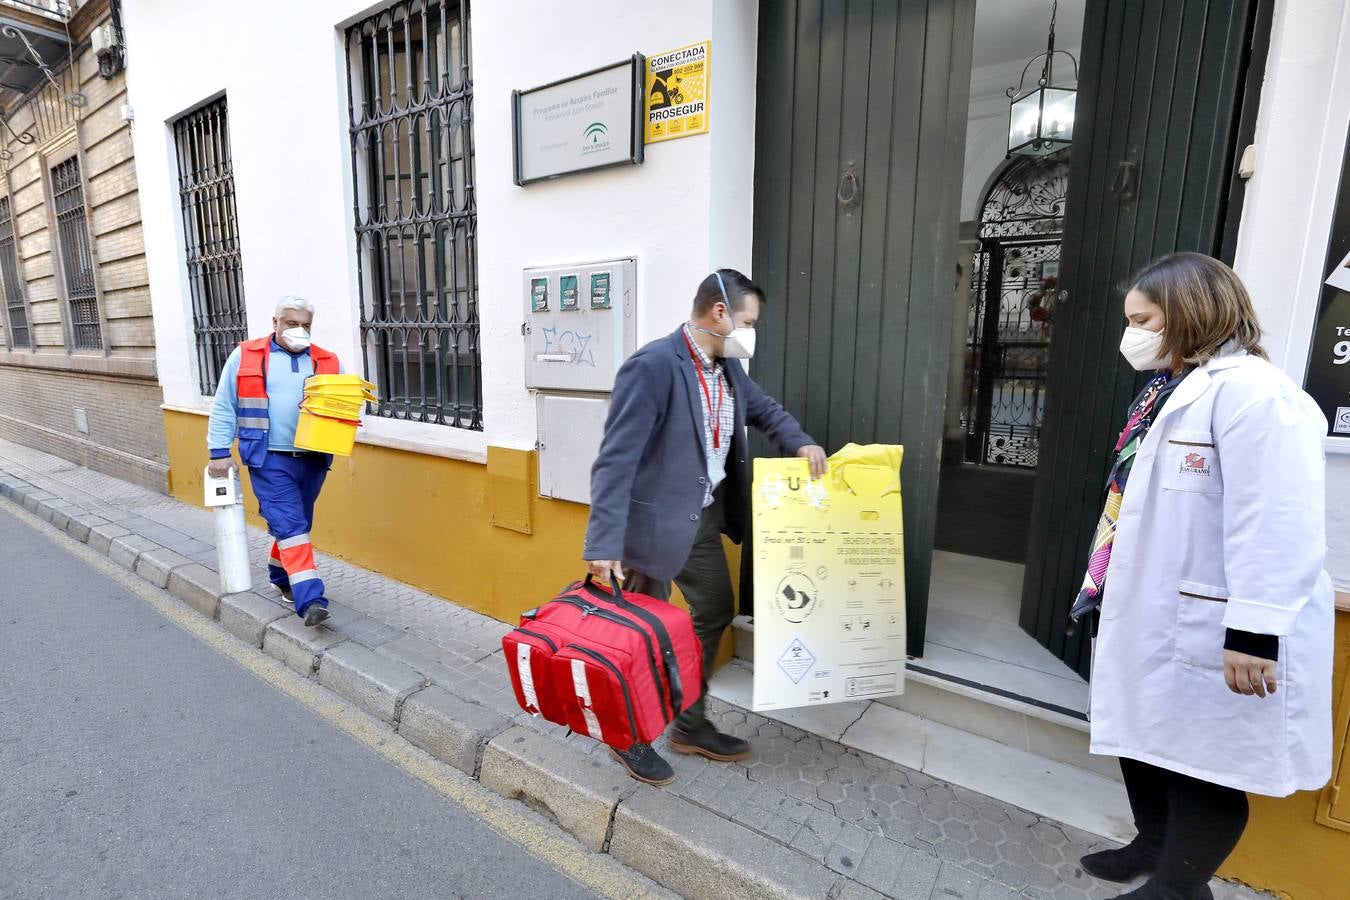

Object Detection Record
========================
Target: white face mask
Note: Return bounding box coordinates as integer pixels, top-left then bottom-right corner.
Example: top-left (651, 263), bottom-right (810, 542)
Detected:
top-left (702, 270), bottom-right (758, 359)
top-left (1119, 326), bottom-right (1168, 371)
top-left (722, 325), bottom-right (756, 360)
top-left (280, 327), bottom-right (311, 352)
top-left (693, 322), bottom-right (757, 359)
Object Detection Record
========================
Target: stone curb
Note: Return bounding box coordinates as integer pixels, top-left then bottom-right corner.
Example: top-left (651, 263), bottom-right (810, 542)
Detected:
top-left (0, 482), bottom-right (947, 900)
top-left (66, 513), bottom-right (108, 543)
top-left (609, 788), bottom-right (843, 900)
top-left (167, 563), bottom-right (222, 619)
top-left (263, 616), bottom-right (348, 676)
top-left (88, 521), bottom-right (133, 555)
top-left (110, 534), bottom-right (162, 572)
top-left (318, 642), bottom-right (427, 724)
top-left (398, 684), bottom-right (512, 778)
top-left (219, 591), bottom-right (289, 647)
top-left (479, 725), bottom-right (637, 852)
top-left (135, 547), bottom-right (194, 589)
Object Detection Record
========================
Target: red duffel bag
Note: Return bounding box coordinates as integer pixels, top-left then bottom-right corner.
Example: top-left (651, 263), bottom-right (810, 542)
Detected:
top-left (501, 575), bottom-right (703, 750)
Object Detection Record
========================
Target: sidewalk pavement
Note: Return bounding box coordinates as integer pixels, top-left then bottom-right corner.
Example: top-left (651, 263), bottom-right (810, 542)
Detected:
top-left (0, 438), bottom-right (1270, 900)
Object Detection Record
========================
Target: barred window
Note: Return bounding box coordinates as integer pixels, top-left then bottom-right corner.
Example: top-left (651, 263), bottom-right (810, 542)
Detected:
top-left (174, 97), bottom-right (248, 395)
top-left (345, 0), bottom-right (480, 430)
top-left (50, 156), bottom-right (100, 350)
top-left (0, 196), bottom-right (29, 349)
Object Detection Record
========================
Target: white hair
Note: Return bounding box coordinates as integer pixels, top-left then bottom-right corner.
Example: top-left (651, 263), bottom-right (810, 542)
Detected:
top-left (275, 295), bottom-right (314, 317)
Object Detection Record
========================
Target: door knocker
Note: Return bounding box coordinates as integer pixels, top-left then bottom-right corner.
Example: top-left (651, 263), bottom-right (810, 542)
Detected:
top-left (837, 164), bottom-right (860, 209)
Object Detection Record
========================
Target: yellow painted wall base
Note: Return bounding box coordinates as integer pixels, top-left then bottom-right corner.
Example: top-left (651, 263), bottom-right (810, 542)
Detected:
top-left (165, 410), bottom-right (736, 666)
top-left (1219, 607), bottom-right (1350, 899)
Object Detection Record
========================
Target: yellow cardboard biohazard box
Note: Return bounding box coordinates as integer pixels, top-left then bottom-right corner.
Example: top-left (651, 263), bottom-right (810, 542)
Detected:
top-left (751, 444), bottom-right (906, 711)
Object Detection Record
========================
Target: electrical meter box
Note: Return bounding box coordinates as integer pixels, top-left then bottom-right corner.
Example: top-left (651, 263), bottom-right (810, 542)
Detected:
top-left (523, 257), bottom-right (636, 393)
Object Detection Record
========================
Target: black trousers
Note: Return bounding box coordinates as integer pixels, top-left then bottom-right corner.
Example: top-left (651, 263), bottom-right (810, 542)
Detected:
top-left (622, 500), bottom-right (734, 734)
top-left (1120, 757), bottom-right (1249, 895)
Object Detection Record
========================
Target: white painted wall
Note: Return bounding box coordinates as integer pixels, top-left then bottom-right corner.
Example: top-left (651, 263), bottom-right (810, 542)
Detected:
top-left (121, 0), bottom-right (757, 459)
top-left (1233, 0), bottom-right (1350, 591)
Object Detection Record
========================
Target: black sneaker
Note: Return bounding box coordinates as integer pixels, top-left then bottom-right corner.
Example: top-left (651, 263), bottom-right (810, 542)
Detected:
top-left (670, 721), bottom-right (751, 762)
top-left (275, 584), bottom-right (294, 605)
top-left (303, 605), bottom-right (330, 627)
top-left (609, 743), bottom-right (675, 786)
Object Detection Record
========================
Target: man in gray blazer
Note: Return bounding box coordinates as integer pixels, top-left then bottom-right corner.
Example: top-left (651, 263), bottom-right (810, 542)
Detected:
top-left (585, 268), bottom-right (827, 785)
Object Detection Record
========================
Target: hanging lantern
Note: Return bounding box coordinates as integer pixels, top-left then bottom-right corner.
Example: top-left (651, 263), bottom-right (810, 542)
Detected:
top-left (1006, 1), bottom-right (1078, 158)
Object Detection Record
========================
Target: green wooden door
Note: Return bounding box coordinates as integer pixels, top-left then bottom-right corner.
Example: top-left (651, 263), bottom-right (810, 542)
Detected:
top-left (750, 0), bottom-right (975, 656)
top-left (1020, 0), bottom-right (1273, 678)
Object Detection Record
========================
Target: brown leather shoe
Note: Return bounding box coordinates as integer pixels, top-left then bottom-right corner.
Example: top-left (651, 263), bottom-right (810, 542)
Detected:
top-left (670, 722), bottom-right (751, 762)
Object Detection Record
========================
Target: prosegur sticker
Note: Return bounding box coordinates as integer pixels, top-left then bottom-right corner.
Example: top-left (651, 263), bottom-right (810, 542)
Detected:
top-left (778, 636), bottom-right (816, 684)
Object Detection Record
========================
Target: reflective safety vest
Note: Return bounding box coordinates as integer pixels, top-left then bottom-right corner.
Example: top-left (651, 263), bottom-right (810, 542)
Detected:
top-left (234, 336), bottom-right (339, 466)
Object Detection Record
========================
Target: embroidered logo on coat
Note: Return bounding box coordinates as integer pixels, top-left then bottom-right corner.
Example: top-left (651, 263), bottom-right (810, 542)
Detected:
top-left (1180, 452), bottom-right (1211, 476)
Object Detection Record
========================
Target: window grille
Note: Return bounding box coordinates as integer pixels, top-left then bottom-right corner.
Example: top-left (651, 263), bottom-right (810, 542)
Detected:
top-left (50, 156), bottom-right (100, 350)
top-left (174, 97), bottom-right (248, 395)
top-left (345, 0), bottom-right (480, 430)
top-left (0, 196), bottom-right (29, 349)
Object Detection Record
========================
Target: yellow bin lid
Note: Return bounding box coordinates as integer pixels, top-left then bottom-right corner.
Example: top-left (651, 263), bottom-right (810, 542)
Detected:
top-left (304, 374), bottom-right (376, 392)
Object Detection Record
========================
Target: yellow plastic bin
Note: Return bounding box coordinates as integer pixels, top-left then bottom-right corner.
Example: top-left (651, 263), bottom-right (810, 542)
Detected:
top-left (304, 375), bottom-right (376, 400)
top-left (305, 374), bottom-right (376, 392)
top-left (300, 394), bottom-right (367, 419)
top-left (294, 410), bottom-right (360, 456)
top-left (304, 385), bottom-right (378, 401)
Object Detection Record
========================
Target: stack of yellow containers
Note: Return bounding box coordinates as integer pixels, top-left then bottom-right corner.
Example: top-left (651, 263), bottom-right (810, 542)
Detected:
top-left (293, 374), bottom-right (378, 456)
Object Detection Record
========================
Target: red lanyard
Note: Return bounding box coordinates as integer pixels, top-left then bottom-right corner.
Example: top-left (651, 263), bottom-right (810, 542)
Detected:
top-left (683, 332), bottom-right (724, 449)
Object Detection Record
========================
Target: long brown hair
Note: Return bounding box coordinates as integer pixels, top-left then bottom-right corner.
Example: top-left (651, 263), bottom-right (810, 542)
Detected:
top-left (1127, 252), bottom-right (1267, 367)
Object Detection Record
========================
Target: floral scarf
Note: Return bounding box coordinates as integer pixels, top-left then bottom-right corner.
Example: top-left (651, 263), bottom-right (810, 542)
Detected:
top-left (1070, 370), bottom-right (1184, 623)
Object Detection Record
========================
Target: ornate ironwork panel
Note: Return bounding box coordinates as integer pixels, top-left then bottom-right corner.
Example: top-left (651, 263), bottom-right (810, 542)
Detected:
top-left (345, 0), bottom-right (480, 430)
top-left (979, 156), bottom-right (1068, 239)
top-left (174, 97), bottom-right (248, 396)
top-left (0, 196), bottom-right (28, 348)
top-left (50, 156), bottom-right (100, 350)
top-left (962, 157), bottom-right (1068, 467)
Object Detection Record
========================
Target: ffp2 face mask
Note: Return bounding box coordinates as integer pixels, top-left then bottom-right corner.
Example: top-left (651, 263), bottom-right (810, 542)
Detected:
top-left (1119, 326), bottom-right (1168, 371)
top-left (281, 327), bottom-right (311, 352)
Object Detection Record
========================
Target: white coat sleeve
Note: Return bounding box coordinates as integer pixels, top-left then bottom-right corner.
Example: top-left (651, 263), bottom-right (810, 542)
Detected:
top-left (1218, 393), bottom-right (1327, 636)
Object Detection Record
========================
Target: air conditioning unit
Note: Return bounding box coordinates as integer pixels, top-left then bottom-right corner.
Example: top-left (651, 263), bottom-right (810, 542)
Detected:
top-left (91, 23), bottom-right (125, 79)
top-left (91, 24), bottom-right (118, 58)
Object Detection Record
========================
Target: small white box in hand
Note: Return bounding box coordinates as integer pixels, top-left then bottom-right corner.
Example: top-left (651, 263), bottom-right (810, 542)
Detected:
top-left (204, 469), bottom-right (240, 508)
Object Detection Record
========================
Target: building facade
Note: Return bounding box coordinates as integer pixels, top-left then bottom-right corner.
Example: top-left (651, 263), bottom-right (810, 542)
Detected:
top-left (0, 0), bottom-right (165, 491)
top-left (119, 1), bottom-right (1350, 895)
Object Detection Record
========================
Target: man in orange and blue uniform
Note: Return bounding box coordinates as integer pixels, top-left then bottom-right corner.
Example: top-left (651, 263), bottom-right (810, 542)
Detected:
top-left (206, 296), bottom-right (343, 626)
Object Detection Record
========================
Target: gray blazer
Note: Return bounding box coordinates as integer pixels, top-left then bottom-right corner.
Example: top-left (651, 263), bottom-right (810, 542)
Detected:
top-left (585, 328), bottom-right (815, 580)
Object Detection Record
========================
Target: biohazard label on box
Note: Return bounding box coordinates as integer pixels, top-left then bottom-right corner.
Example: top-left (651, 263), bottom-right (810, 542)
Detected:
top-left (751, 447), bottom-right (906, 711)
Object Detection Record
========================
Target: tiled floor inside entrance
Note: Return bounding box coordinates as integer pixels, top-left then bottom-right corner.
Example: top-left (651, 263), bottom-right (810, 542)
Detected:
top-left (922, 552), bottom-right (1089, 718)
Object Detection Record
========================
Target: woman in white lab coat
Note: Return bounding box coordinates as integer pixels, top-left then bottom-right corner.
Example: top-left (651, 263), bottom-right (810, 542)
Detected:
top-left (1071, 253), bottom-right (1334, 900)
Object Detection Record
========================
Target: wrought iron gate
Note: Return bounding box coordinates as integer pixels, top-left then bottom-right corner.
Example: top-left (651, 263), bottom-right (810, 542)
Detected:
top-left (961, 157), bottom-right (1068, 468)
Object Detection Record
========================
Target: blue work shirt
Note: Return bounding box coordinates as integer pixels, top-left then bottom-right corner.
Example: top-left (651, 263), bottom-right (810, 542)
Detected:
top-left (207, 337), bottom-right (343, 458)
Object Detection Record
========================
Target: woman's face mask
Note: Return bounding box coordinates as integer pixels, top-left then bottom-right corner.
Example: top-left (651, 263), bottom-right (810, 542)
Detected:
top-left (1120, 289), bottom-right (1168, 371)
top-left (1119, 326), bottom-right (1168, 371)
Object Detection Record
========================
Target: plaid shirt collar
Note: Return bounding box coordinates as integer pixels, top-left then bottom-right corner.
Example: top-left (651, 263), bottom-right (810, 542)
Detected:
top-left (682, 322), bottom-right (721, 374)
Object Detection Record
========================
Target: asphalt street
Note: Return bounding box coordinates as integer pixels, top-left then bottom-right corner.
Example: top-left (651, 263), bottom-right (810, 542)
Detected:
top-left (0, 505), bottom-right (604, 900)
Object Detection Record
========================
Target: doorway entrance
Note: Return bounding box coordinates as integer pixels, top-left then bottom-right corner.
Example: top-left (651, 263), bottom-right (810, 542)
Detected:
top-left (937, 156), bottom-right (1068, 565)
top-left (747, 0), bottom-right (1271, 700)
